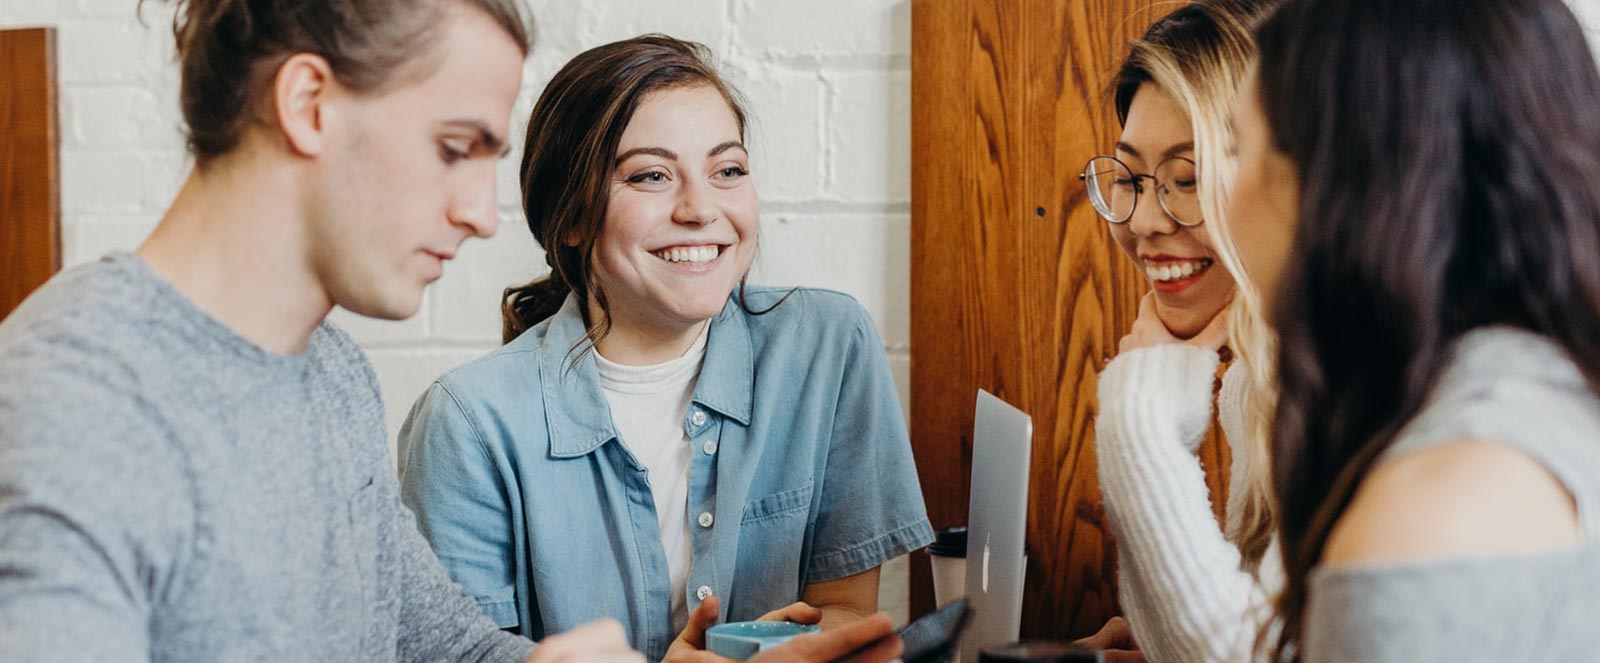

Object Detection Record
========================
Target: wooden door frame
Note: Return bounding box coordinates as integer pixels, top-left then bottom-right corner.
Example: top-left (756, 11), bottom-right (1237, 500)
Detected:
top-left (1, 27), bottom-right (61, 320)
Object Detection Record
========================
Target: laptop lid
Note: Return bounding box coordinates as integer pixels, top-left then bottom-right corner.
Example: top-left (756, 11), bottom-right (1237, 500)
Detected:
top-left (961, 389), bottom-right (1033, 663)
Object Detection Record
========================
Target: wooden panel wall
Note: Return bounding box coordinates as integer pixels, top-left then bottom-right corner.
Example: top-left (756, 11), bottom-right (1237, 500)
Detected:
top-left (910, 0), bottom-right (1233, 639)
top-left (1, 27), bottom-right (61, 320)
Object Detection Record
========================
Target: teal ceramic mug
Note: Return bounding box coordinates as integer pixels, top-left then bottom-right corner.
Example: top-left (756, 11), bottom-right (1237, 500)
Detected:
top-left (705, 621), bottom-right (821, 661)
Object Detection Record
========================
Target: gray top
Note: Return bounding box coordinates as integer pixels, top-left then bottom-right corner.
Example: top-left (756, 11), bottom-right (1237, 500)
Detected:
top-left (0, 253), bottom-right (535, 663)
top-left (1305, 327), bottom-right (1600, 662)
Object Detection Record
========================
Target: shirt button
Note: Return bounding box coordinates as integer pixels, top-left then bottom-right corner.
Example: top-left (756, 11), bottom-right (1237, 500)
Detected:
top-left (690, 410), bottom-right (708, 427)
top-left (698, 512), bottom-right (715, 528)
top-left (702, 439), bottom-right (718, 455)
top-left (696, 585), bottom-right (714, 601)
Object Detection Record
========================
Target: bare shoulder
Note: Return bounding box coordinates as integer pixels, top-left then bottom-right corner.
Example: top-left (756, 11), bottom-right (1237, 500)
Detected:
top-left (1323, 440), bottom-right (1579, 567)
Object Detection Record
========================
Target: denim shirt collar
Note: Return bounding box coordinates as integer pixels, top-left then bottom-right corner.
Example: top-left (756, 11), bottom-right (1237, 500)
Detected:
top-left (538, 294), bottom-right (753, 458)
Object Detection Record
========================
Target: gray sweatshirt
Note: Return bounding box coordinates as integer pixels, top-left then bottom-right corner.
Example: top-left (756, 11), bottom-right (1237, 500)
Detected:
top-left (0, 253), bottom-right (536, 663)
top-left (1305, 327), bottom-right (1600, 662)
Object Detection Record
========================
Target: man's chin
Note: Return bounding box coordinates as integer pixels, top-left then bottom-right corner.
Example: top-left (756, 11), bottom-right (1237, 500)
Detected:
top-left (338, 290), bottom-right (424, 322)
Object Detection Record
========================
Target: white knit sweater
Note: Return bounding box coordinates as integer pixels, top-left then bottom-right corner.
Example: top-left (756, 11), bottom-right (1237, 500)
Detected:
top-left (1095, 345), bottom-right (1282, 663)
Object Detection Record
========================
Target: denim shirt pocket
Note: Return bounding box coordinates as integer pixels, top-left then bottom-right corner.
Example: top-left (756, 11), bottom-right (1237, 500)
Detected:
top-left (734, 483), bottom-right (814, 615)
top-left (741, 483), bottom-right (814, 525)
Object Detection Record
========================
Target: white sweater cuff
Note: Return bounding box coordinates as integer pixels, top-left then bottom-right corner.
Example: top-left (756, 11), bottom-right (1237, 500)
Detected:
top-left (1096, 344), bottom-right (1220, 453)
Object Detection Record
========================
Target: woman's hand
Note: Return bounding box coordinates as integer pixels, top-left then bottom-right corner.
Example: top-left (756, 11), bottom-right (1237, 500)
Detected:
top-left (662, 611), bottom-right (908, 663)
top-left (665, 596), bottom-right (825, 662)
top-left (664, 596), bottom-right (896, 663)
top-left (758, 601), bottom-right (825, 625)
top-left (1073, 616), bottom-right (1145, 663)
top-left (525, 618), bottom-right (644, 663)
top-left (748, 613), bottom-right (902, 663)
top-left (664, 596), bottom-right (725, 661)
top-left (1119, 293), bottom-right (1229, 357)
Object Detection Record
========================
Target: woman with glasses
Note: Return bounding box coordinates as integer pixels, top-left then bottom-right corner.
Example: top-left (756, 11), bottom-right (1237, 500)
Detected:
top-left (1077, 2), bottom-right (1282, 661)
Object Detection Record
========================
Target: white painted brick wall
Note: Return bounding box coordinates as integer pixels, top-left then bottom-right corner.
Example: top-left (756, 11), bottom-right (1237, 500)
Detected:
top-left (2, 0), bottom-right (915, 627)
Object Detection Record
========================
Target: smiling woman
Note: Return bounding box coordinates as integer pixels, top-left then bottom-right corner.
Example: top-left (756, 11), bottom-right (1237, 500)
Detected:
top-left (1082, 2), bottom-right (1284, 663)
top-left (498, 35), bottom-right (755, 351)
top-left (394, 34), bottom-right (934, 663)
top-left (1100, 87), bottom-right (1229, 326)
top-left (589, 85), bottom-right (759, 361)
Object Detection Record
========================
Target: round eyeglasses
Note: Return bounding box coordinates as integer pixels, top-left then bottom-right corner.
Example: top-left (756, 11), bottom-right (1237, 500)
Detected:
top-left (1077, 155), bottom-right (1203, 226)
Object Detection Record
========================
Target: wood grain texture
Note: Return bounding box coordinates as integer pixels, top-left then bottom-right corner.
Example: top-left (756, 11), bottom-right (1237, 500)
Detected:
top-left (910, 0), bottom-right (1233, 639)
top-left (1, 27), bottom-right (60, 321)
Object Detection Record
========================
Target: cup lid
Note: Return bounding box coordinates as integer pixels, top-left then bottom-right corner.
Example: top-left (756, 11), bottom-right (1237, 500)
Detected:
top-left (929, 526), bottom-right (968, 557)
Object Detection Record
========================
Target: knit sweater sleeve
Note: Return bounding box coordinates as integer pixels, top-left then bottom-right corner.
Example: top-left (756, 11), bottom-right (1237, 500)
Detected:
top-left (1095, 346), bottom-right (1271, 663)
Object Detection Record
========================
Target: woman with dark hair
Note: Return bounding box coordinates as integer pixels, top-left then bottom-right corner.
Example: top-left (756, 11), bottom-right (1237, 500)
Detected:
top-left (1229, 0), bottom-right (1600, 660)
top-left (395, 35), bottom-right (932, 663)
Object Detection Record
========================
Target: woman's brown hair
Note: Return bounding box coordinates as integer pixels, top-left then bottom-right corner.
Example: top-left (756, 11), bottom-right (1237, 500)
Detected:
top-left (502, 34), bottom-right (751, 345)
top-left (1256, 0), bottom-right (1600, 659)
top-left (145, 0), bottom-right (532, 167)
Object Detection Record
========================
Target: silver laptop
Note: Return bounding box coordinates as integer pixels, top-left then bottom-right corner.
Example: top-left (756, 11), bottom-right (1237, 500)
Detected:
top-left (960, 389), bottom-right (1033, 663)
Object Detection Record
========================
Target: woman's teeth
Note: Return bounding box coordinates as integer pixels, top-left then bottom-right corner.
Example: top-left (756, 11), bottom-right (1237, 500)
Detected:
top-left (654, 245), bottom-right (721, 265)
top-left (1145, 258), bottom-right (1213, 283)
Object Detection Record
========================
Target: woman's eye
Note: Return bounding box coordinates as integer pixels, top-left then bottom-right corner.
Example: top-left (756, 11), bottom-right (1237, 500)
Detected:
top-left (716, 166), bottom-right (750, 179)
top-left (628, 171), bottom-right (669, 184)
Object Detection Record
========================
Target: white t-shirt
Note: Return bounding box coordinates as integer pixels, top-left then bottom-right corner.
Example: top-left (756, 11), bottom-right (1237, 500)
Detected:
top-left (594, 326), bottom-right (709, 632)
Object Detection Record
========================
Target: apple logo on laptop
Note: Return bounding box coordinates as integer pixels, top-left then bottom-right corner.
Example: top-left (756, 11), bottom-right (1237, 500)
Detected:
top-left (981, 533), bottom-right (992, 593)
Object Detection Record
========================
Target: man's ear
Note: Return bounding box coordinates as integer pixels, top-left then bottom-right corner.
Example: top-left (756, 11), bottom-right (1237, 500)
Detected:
top-left (273, 53), bottom-right (338, 158)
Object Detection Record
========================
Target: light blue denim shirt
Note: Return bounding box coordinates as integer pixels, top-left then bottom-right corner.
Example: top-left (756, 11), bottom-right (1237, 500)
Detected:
top-left (396, 287), bottom-right (933, 662)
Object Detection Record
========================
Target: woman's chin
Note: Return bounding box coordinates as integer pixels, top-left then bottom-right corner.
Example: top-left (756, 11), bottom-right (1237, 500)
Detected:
top-left (659, 296), bottom-right (729, 327)
top-left (1151, 296), bottom-right (1224, 339)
